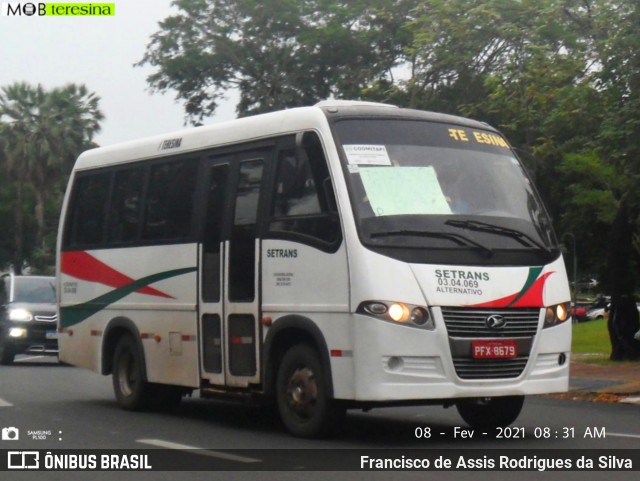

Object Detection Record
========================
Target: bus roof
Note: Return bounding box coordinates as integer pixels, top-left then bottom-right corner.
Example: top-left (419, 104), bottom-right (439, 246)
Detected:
top-left (73, 101), bottom-right (496, 171)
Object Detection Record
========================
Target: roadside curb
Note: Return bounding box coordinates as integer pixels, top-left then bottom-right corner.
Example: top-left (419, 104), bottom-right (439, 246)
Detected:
top-left (568, 358), bottom-right (640, 404)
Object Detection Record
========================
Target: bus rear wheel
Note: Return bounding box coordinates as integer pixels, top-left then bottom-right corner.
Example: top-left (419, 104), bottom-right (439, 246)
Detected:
top-left (112, 335), bottom-right (155, 410)
top-left (276, 344), bottom-right (344, 438)
top-left (112, 335), bottom-right (184, 411)
top-left (456, 395), bottom-right (525, 429)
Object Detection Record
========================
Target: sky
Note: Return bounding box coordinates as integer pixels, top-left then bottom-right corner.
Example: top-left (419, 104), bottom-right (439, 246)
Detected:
top-left (0, 0), bottom-right (238, 146)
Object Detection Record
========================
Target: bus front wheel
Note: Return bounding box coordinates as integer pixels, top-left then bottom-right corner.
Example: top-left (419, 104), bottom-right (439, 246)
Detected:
top-left (456, 395), bottom-right (525, 429)
top-left (276, 344), bottom-right (344, 438)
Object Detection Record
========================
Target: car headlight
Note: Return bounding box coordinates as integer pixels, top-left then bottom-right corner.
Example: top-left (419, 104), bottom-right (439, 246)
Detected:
top-left (9, 308), bottom-right (33, 322)
top-left (358, 301), bottom-right (435, 330)
top-left (544, 302), bottom-right (570, 328)
top-left (9, 327), bottom-right (27, 338)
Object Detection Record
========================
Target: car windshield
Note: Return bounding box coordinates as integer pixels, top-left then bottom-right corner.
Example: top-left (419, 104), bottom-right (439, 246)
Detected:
top-left (332, 118), bottom-right (559, 265)
top-left (13, 277), bottom-right (56, 304)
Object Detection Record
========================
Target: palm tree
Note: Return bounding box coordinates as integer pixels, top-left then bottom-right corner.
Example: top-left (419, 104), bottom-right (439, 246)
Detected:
top-left (0, 92), bottom-right (31, 274)
top-left (0, 82), bottom-right (103, 273)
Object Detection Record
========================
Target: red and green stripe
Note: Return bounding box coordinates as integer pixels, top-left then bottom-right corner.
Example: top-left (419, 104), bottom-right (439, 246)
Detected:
top-left (470, 266), bottom-right (554, 308)
top-left (60, 251), bottom-right (196, 328)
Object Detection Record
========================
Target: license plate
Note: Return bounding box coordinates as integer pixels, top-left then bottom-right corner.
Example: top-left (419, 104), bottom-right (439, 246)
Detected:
top-left (46, 331), bottom-right (58, 340)
top-left (472, 339), bottom-right (518, 359)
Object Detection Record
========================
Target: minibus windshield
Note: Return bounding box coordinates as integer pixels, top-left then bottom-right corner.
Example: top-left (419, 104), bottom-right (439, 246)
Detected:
top-left (333, 118), bottom-right (559, 265)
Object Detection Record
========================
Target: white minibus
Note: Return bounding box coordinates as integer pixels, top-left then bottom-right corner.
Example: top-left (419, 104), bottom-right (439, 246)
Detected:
top-left (57, 100), bottom-right (571, 437)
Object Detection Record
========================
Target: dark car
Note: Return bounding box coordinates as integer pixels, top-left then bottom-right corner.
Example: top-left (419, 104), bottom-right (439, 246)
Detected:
top-left (0, 274), bottom-right (58, 365)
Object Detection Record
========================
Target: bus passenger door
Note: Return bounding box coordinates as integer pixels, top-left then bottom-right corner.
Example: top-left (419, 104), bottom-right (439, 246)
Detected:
top-left (199, 162), bottom-right (230, 386)
top-left (199, 153), bottom-right (267, 388)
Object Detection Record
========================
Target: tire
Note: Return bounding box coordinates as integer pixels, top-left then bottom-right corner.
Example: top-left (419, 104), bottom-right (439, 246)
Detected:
top-left (112, 335), bottom-right (154, 410)
top-left (112, 335), bottom-right (185, 411)
top-left (276, 344), bottom-right (344, 438)
top-left (456, 395), bottom-right (525, 429)
top-left (0, 341), bottom-right (15, 365)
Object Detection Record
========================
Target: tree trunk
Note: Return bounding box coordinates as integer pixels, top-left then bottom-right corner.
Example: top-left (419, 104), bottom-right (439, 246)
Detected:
top-left (34, 188), bottom-right (46, 249)
top-left (606, 200), bottom-right (640, 360)
top-left (608, 296), bottom-right (640, 360)
top-left (12, 182), bottom-right (24, 275)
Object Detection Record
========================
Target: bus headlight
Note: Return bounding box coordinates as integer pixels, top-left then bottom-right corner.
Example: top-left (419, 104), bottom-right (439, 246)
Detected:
top-left (9, 308), bottom-right (33, 322)
top-left (388, 303), bottom-right (410, 322)
top-left (359, 301), bottom-right (434, 330)
top-left (544, 302), bottom-right (570, 328)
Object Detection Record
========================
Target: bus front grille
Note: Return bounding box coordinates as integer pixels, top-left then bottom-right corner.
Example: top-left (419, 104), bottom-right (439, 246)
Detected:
top-left (440, 307), bottom-right (540, 338)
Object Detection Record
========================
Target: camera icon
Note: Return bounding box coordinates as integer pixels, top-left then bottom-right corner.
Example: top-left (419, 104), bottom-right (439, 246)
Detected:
top-left (2, 427), bottom-right (19, 441)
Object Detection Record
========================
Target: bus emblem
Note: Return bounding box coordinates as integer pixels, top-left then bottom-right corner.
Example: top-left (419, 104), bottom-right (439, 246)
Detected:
top-left (485, 314), bottom-right (507, 329)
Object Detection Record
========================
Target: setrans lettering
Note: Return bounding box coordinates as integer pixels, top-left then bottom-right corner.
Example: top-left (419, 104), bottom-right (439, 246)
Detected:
top-left (267, 248), bottom-right (298, 259)
top-left (435, 269), bottom-right (489, 281)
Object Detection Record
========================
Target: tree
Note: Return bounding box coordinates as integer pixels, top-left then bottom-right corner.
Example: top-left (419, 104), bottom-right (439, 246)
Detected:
top-left (583, 0), bottom-right (640, 359)
top-left (138, 0), bottom-right (417, 121)
top-left (0, 82), bottom-right (103, 273)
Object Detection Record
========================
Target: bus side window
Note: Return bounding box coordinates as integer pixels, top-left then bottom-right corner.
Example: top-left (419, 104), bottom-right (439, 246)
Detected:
top-left (143, 159), bottom-right (198, 241)
top-left (272, 149), bottom-right (321, 217)
top-left (229, 159), bottom-right (264, 302)
top-left (269, 132), bottom-right (341, 248)
top-left (65, 173), bottom-right (111, 247)
top-left (106, 168), bottom-right (144, 244)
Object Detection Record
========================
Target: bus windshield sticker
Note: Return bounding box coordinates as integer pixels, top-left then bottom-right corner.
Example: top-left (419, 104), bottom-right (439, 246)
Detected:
top-left (448, 128), bottom-right (510, 149)
top-left (359, 166), bottom-right (452, 216)
top-left (343, 145), bottom-right (392, 166)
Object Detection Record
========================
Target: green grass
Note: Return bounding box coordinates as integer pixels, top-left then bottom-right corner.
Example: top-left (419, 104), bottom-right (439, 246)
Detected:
top-left (571, 318), bottom-right (611, 356)
top-left (571, 318), bottom-right (640, 365)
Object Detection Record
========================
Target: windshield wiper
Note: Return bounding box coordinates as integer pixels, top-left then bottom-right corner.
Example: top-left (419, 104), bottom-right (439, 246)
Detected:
top-left (444, 219), bottom-right (551, 253)
top-left (370, 229), bottom-right (493, 257)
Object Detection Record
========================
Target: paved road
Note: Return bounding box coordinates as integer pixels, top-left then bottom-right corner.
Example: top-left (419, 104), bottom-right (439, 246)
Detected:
top-left (1, 355), bottom-right (639, 480)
